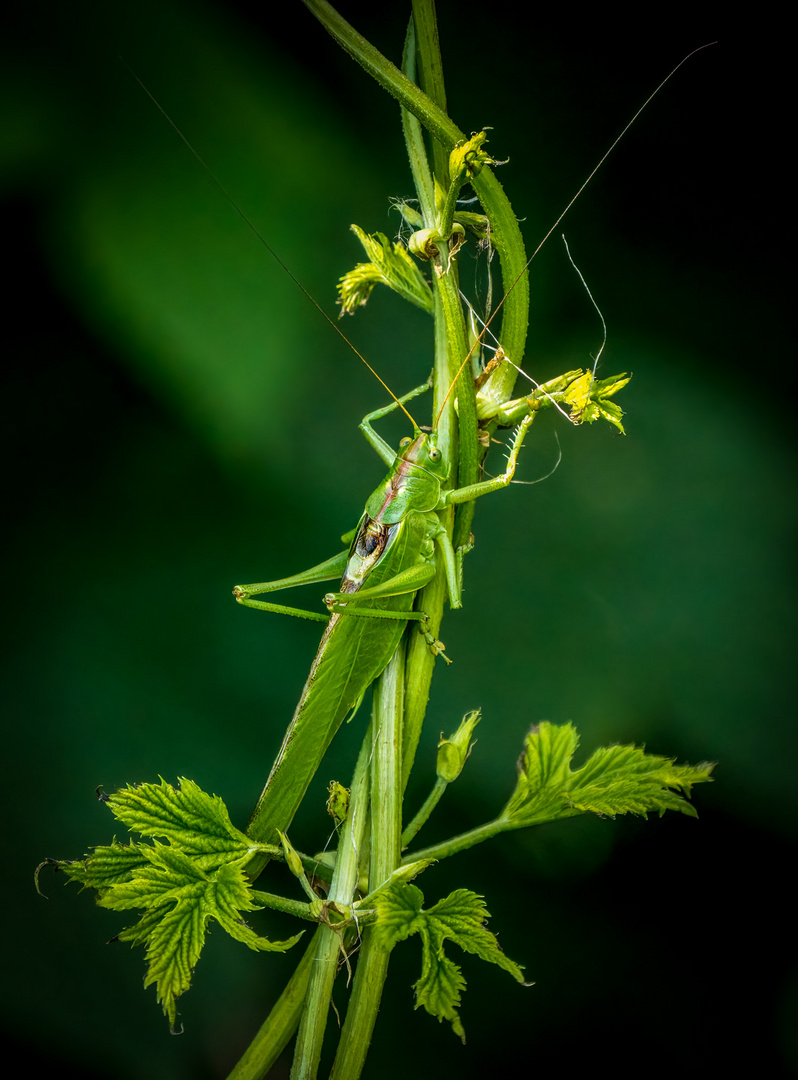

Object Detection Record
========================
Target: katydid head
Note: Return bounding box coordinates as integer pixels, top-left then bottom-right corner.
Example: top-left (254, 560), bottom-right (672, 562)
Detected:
top-left (398, 431), bottom-right (449, 483)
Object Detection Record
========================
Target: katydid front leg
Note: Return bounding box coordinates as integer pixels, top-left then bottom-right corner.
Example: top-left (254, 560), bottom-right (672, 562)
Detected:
top-left (442, 412), bottom-right (536, 509)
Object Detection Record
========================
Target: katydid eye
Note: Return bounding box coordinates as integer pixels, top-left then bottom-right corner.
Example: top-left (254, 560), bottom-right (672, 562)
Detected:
top-left (400, 437), bottom-right (411, 448)
top-left (428, 447), bottom-right (441, 462)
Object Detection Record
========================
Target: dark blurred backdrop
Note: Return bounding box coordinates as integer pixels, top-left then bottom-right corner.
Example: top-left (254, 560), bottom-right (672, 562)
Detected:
top-left (3, 2), bottom-right (795, 1078)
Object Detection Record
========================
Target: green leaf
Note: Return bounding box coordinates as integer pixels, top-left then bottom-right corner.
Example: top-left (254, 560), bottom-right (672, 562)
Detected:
top-left (425, 890), bottom-right (525, 984)
top-left (337, 225), bottom-right (433, 315)
top-left (567, 744), bottom-right (714, 818)
top-left (502, 722), bottom-right (715, 828)
top-left (47, 778), bottom-right (298, 1027)
top-left (48, 843), bottom-right (150, 889)
top-left (415, 927), bottom-right (467, 1042)
top-left (101, 848), bottom-right (302, 1028)
top-left (372, 882), bottom-right (425, 948)
top-left (503, 722), bottom-right (580, 824)
top-left (373, 884), bottom-right (525, 1041)
top-left (108, 777), bottom-right (261, 871)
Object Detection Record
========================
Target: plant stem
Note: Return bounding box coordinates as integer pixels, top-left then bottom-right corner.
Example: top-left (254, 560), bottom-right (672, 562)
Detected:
top-left (402, 808), bottom-right (588, 865)
top-left (303, 0), bottom-right (529, 401)
top-left (289, 734), bottom-right (371, 1079)
top-left (331, 644), bottom-right (404, 1079)
top-left (249, 890), bottom-right (317, 923)
top-left (400, 17), bottom-right (435, 223)
top-left (401, 776), bottom-right (447, 848)
top-left (410, 0), bottom-right (449, 186)
top-left (401, 818), bottom-right (507, 863)
top-left (226, 930), bottom-right (320, 1080)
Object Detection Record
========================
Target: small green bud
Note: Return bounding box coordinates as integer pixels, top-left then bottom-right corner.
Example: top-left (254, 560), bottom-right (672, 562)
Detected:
top-left (408, 227), bottom-right (440, 261)
top-left (408, 222), bottom-right (466, 263)
top-left (394, 200), bottom-right (425, 229)
top-left (326, 781), bottom-right (350, 825)
top-left (278, 831), bottom-right (305, 880)
top-left (436, 710), bottom-right (481, 783)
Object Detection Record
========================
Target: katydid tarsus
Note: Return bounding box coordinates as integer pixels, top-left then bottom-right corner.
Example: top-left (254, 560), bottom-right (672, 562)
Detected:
top-left (141, 37), bottom-right (713, 862)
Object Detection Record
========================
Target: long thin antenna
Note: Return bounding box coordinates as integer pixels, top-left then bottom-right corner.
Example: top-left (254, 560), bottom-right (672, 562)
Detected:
top-left (435, 42), bottom-right (717, 429)
top-left (126, 65), bottom-right (420, 431)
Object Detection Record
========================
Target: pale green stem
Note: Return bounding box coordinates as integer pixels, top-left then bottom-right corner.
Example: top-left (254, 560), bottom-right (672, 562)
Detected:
top-left (369, 641), bottom-right (405, 884)
top-left (289, 736), bottom-right (371, 1080)
top-left (225, 930), bottom-right (319, 1080)
top-left (331, 645), bottom-right (404, 1079)
top-left (249, 890), bottom-right (317, 922)
top-left (400, 776), bottom-right (447, 848)
top-left (402, 809), bottom-right (586, 865)
top-left (400, 18), bottom-right (435, 223)
top-left (401, 818), bottom-right (507, 863)
top-left (410, 0), bottom-right (449, 187)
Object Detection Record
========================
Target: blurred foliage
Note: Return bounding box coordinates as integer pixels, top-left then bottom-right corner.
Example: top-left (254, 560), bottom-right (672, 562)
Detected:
top-left (2, 2), bottom-right (795, 1078)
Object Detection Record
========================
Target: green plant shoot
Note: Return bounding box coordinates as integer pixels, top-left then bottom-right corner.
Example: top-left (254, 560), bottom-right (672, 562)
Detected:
top-left (39, 5), bottom-right (716, 1077)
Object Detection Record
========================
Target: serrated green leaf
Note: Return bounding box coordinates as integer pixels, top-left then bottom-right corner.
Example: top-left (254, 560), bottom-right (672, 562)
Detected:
top-left (48, 842), bottom-right (150, 890)
top-left (108, 777), bottom-right (258, 872)
top-left (426, 890), bottom-right (525, 984)
top-left (372, 882), bottom-right (425, 949)
top-left (503, 722), bottom-right (580, 824)
top-left (49, 778), bottom-right (299, 1027)
top-left (101, 845), bottom-right (302, 1027)
top-left (373, 883), bottom-right (525, 1041)
top-left (415, 926), bottom-right (467, 1042)
top-left (568, 745), bottom-right (714, 818)
top-left (502, 722), bottom-right (714, 828)
top-left (337, 225), bottom-right (433, 315)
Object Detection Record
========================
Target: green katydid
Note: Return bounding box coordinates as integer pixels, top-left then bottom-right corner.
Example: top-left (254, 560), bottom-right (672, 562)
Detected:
top-left (235, 377), bottom-right (539, 850)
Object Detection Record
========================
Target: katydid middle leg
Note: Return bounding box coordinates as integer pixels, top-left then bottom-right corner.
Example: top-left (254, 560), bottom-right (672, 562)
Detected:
top-left (233, 549), bottom-right (350, 623)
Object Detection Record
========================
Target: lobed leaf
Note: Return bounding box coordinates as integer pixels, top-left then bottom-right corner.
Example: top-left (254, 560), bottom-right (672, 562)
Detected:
top-left (108, 777), bottom-right (259, 871)
top-left (373, 883), bottom-right (525, 1041)
top-left (46, 779), bottom-right (299, 1027)
top-left (502, 722), bottom-right (715, 828)
top-left (337, 225), bottom-right (433, 315)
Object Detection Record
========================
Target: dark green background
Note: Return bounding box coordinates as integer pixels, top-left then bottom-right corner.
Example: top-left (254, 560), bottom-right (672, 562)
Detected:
top-left (3, 3), bottom-right (794, 1077)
